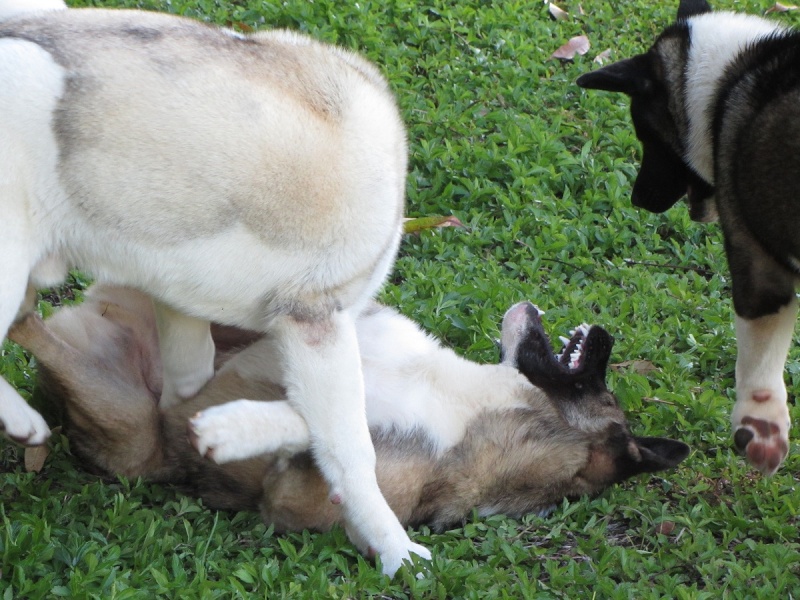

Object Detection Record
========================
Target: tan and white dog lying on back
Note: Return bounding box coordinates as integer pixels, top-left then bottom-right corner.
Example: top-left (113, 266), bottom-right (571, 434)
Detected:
top-left (9, 285), bottom-right (689, 538)
top-left (0, 1), bottom-right (418, 573)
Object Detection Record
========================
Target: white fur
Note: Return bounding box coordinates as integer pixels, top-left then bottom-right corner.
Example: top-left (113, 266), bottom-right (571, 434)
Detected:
top-left (0, 37), bottom-right (66, 444)
top-left (190, 399), bottom-right (311, 461)
top-left (0, 0), bottom-right (65, 20)
top-left (0, 8), bottom-right (420, 576)
top-left (684, 12), bottom-right (784, 181)
top-left (154, 302), bottom-right (215, 407)
top-left (191, 306), bottom-right (530, 461)
top-left (732, 298), bottom-right (796, 475)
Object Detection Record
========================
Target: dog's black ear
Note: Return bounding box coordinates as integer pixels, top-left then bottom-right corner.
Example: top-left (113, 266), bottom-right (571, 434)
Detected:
top-left (677, 0), bottom-right (712, 20)
top-left (631, 139), bottom-right (691, 213)
top-left (576, 54), bottom-right (653, 97)
top-left (632, 437), bottom-right (691, 472)
top-left (611, 433), bottom-right (690, 481)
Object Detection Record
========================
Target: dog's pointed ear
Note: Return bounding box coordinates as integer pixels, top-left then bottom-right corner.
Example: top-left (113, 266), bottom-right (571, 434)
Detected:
top-left (678, 0), bottom-right (712, 20)
top-left (576, 54), bottom-right (653, 96)
top-left (625, 436), bottom-right (691, 475)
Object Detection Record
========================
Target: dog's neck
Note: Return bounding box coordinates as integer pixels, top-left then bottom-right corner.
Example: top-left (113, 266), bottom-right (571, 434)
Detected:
top-left (683, 12), bottom-right (783, 183)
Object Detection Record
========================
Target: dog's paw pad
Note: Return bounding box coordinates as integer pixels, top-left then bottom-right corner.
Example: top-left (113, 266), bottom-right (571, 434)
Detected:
top-left (734, 416), bottom-right (789, 475)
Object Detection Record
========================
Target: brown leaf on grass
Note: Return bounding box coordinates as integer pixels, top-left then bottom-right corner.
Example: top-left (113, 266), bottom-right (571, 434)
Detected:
top-left (551, 35), bottom-right (590, 61)
top-left (403, 215), bottom-right (465, 235)
top-left (548, 2), bottom-right (570, 21)
top-left (610, 359), bottom-right (658, 374)
top-left (23, 426), bottom-right (60, 472)
top-left (765, 2), bottom-right (798, 13)
top-left (25, 445), bottom-right (50, 473)
top-left (654, 521), bottom-right (676, 536)
top-left (593, 49), bottom-right (612, 65)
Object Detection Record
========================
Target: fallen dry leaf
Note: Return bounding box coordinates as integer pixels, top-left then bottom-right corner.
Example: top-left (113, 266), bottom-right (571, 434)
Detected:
top-left (610, 359), bottom-right (658, 374)
top-left (548, 2), bottom-right (569, 20)
top-left (594, 49), bottom-right (612, 65)
top-left (765, 2), bottom-right (798, 13)
top-left (23, 425), bottom-right (60, 473)
top-left (654, 521), bottom-right (676, 536)
top-left (403, 215), bottom-right (465, 235)
top-left (25, 444), bottom-right (50, 473)
top-left (551, 35), bottom-right (590, 61)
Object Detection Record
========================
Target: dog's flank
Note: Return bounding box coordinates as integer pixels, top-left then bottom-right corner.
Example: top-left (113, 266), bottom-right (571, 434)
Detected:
top-left (0, 5), bottom-right (422, 573)
top-left (576, 0), bottom-right (800, 474)
top-left (8, 286), bottom-right (688, 533)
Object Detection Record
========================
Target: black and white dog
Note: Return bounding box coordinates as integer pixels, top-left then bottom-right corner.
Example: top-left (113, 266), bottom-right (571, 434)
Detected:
top-left (577, 0), bottom-right (799, 474)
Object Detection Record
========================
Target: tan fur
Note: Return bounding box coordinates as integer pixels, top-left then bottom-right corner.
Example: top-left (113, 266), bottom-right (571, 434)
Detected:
top-left (8, 286), bottom-right (689, 533)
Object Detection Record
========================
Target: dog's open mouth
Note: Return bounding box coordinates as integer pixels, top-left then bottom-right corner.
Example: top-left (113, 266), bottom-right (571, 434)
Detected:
top-left (501, 302), bottom-right (613, 381)
top-left (556, 324), bottom-right (591, 371)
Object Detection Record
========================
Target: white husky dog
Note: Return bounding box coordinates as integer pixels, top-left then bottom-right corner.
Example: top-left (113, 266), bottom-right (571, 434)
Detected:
top-left (0, 2), bottom-right (425, 574)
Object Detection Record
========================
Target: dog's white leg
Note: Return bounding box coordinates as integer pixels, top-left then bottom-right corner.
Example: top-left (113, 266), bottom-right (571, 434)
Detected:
top-left (0, 207), bottom-right (50, 445)
top-left (189, 400), bottom-right (311, 461)
top-left (274, 308), bottom-right (430, 576)
top-left (732, 297), bottom-right (796, 475)
top-left (153, 301), bottom-right (215, 408)
top-left (0, 377), bottom-right (50, 445)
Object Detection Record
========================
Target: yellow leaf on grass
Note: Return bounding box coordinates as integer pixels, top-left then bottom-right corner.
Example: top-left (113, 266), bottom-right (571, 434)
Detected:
top-left (403, 215), bottom-right (465, 234)
top-left (548, 2), bottom-right (569, 20)
top-left (765, 2), bottom-right (798, 13)
top-left (610, 359), bottom-right (659, 375)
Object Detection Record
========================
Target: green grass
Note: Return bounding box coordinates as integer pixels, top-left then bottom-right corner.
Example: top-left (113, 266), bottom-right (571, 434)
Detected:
top-left (3, 0), bottom-right (800, 597)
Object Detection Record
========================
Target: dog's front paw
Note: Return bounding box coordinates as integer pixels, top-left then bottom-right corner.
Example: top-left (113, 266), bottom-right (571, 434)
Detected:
top-left (732, 390), bottom-right (790, 475)
top-left (377, 541), bottom-right (432, 578)
top-left (188, 399), bottom-right (310, 464)
top-left (1, 398), bottom-right (51, 446)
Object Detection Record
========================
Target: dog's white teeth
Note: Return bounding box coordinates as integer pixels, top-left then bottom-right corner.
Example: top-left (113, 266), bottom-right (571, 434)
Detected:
top-left (577, 323), bottom-right (590, 336)
top-left (559, 336), bottom-right (571, 347)
top-left (570, 348), bottom-right (582, 366)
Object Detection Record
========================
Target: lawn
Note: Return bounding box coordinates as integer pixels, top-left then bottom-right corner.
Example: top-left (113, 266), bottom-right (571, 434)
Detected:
top-left (2, 0), bottom-right (800, 597)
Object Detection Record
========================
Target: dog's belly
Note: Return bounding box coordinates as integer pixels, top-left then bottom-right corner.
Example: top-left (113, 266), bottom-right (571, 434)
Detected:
top-left (62, 222), bottom-right (400, 328)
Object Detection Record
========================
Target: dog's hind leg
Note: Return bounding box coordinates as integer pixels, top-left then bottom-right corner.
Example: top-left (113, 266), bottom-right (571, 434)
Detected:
top-left (732, 298), bottom-right (796, 475)
top-left (271, 308), bottom-right (430, 576)
top-left (153, 301), bottom-right (215, 408)
top-left (9, 310), bottom-right (163, 476)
